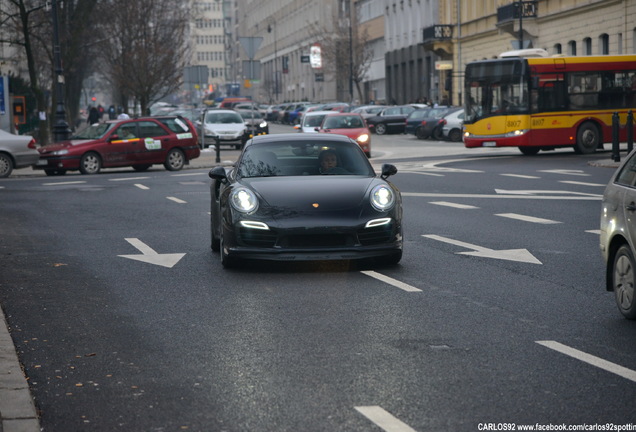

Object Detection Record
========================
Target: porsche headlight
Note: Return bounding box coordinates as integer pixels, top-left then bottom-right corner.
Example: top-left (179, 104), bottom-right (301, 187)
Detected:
top-left (370, 185), bottom-right (395, 211)
top-left (230, 188), bottom-right (258, 213)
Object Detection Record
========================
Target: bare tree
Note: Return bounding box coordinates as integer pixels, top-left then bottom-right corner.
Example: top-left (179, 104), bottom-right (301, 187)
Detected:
top-left (308, 1), bottom-right (372, 103)
top-left (94, 0), bottom-right (189, 115)
top-left (0, 0), bottom-right (52, 144)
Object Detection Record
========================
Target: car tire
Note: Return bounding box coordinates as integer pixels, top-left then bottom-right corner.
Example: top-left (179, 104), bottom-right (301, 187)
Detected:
top-left (220, 230), bottom-right (235, 268)
top-left (0, 152), bottom-right (14, 178)
top-left (79, 152), bottom-right (101, 175)
top-left (132, 164), bottom-right (151, 172)
top-left (613, 244), bottom-right (636, 319)
top-left (415, 127), bottom-right (427, 140)
top-left (448, 128), bottom-right (462, 142)
top-left (211, 218), bottom-right (220, 252)
top-left (374, 123), bottom-right (387, 135)
top-left (164, 148), bottom-right (185, 171)
top-left (432, 127), bottom-right (443, 141)
top-left (574, 122), bottom-right (600, 154)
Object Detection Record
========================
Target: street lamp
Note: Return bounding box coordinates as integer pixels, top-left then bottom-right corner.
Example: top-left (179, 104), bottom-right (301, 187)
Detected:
top-left (267, 21), bottom-right (279, 101)
top-left (51, 0), bottom-right (71, 142)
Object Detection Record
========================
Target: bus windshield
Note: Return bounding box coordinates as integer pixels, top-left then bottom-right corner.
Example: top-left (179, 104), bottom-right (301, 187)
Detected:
top-left (464, 59), bottom-right (529, 123)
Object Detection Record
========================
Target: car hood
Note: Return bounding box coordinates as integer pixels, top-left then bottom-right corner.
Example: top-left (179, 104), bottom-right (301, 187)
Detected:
top-left (38, 140), bottom-right (96, 153)
top-left (243, 176), bottom-right (376, 213)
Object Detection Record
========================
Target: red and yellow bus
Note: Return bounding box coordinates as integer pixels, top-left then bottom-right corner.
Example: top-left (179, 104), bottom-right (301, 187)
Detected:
top-left (463, 50), bottom-right (636, 155)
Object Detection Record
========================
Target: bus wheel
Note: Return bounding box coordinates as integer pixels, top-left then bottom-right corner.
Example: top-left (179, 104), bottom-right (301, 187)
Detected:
top-left (519, 147), bottom-right (540, 156)
top-left (574, 122), bottom-right (600, 154)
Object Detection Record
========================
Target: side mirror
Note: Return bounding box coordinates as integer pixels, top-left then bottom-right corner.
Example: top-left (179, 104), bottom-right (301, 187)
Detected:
top-left (208, 166), bottom-right (227, 181)
top-left (109, 134), bottom-right (120, 142)
top-left (381, 163), bottom-right (398, 179)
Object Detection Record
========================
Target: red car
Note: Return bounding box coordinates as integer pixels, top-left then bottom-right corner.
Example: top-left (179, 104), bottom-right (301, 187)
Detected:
top-left (35, 116), bottom-right (200, 175)
top-left (316, 112), bottom-right (371, 157)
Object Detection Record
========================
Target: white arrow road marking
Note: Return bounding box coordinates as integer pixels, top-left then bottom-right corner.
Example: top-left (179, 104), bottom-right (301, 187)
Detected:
top-left (559, 180), bottom-right (606, 187)
top-left (403, 192), bottom-right (601, 201)
top-left (109, 176), bottom-right (150, 181)
top-left (430, 201), bottom-right (479, 209)
top-left (167, 196), bottom-right (187, 204)
top-left (501, 173), bottom-right (540, 179)
top-left (496, 213), bottom-right (561, 224)
top-left (361, 271), bottom-right (422, 292)
top-left (537, 341), bottom-right (636, 383)
top-left (494, 189), bottom-right (601, 197)
top-left (355, 406), bottom-right (418, 432)
top-left (539, 169), bottom-right (590, 176)
top-left (422, 234), bottom-right (542, 264)
top-left (43, 181), bottom-right (86, 186)
top-left (118, 238), bottom-right (185, 268)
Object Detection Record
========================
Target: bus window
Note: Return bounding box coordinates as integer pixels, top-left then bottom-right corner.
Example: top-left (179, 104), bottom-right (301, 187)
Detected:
top-left (537, 73), bottom-right (567, 111)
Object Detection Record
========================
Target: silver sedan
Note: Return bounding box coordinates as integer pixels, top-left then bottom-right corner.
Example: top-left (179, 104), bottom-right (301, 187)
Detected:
top-left (601, 149), bottom-right (636, 319)
top-left (0, 129), bottom-right (39, 178)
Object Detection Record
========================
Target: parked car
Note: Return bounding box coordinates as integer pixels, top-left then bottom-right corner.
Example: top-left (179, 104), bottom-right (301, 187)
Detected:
top-left (316, 112), bottom-right (371, 157)
top-left (0, 129), bottom-right (39, 178)
top-left (294, 110), bottom-right (333, 133)
top-left (404, 107), bottom-right (432, 136)
top-left (366, 105), bottom-right (418, 135)
top-left (35, 116), bottom-right (200, 175)
top-left (198, 109), bottom-right (247, 149)
top-left (351, 105), bottom-right (387, 119)
top-left (408, 107), bottom-right (461, 140)
top-left (601, 149), bottom-right (636, 319)
top-left (208, 133), bottom-right (402, 267)
top-left (236, 109), bottom-right (269, 137)
top-left (440, 108), bottom-right (465, 142)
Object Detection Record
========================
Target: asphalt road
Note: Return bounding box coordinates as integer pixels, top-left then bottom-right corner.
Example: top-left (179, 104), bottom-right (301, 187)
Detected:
top-left (1, 126), bottom-right (636, 431)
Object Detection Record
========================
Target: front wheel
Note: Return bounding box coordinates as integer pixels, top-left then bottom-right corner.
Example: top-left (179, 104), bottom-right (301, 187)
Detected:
top-left (164, 148), bottom-right (185, 171)
top-left (79, 152), bottom-right (101, 174)
top-left (613, 244), bottom-right (636, 319)
top-left (574, 122), bottom-right (600, 154)
top-left (0, 153), bottom-right (14, 178)
top-left (415, 126), bottom-right (427, 140)
top-left (374, 123), bottom-right (387, 135)
top-left (448, 128), bottom-right (462, 142)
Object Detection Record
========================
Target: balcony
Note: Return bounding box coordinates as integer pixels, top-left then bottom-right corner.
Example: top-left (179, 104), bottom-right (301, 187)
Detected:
top-left (422, 25), bottom-right (453, 57)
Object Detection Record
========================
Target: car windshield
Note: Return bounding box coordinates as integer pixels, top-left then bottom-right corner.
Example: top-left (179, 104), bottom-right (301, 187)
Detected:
top-left (302, 114), bottom-right (327, 128)
top-left (205, 112), bottom-right (243, 124)
top-left (237, 140), bottom-right (375, 178)
top-left (71, 123), bottom-right (116, 139)
top-left (239, 111), bottom-right (263, 120)
top-left (323, 115), bottom-right (364, 129)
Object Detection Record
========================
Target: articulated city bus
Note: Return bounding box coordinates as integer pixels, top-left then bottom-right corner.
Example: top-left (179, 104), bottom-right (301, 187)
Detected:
top-left (463, 50), bottom-right (636, 155)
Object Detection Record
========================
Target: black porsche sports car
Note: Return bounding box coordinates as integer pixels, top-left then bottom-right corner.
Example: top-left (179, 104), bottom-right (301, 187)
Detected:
top-left (208, 133), bottom-right (403, 267)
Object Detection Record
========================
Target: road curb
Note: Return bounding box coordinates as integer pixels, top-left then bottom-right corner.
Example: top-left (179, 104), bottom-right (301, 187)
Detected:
top-left (0, 307), bottom-right (40, 432)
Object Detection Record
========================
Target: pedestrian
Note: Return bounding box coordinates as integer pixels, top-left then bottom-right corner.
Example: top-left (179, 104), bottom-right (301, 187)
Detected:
top-left (117, 112), bottom-right (130, 120)
top-left (108, 105), bottom-right (116, 120)
top-left (87, 106), bottom-right (100, 124)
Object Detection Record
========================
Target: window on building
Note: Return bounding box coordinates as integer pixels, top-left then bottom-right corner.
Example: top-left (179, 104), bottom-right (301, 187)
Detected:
top-left (554, 44), bottom-right (562, 55)
top-left (599, 34), bottom-right (609, 55)
top-left (584, 37), bottom-right (592, 55)
top-left (568, 40), bottom-right (577, 56)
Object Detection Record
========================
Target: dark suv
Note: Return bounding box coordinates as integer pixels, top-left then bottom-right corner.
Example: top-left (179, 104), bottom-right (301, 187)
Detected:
top-left (35, 116), bottom-right (200, 175)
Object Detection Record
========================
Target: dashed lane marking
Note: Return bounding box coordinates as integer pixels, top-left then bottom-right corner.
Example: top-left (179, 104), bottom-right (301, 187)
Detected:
top-left (355, 406), bottom-right (418, 432)
top-left (361, 271), bottom-right (422, 292)
top-left (167, 197), bottom-right (187, 204)
top-left (429, 201), bottom-right (479, 209)
top-left (495, 213), bottom-right (561, 224)
top-left (537, 340), bottom-right (636, 383)
top-left (135, 184), bottom-right (150, 190)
